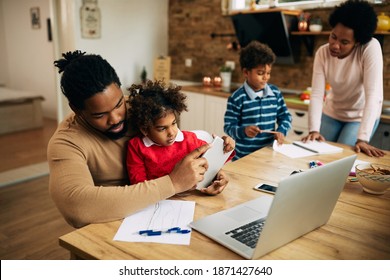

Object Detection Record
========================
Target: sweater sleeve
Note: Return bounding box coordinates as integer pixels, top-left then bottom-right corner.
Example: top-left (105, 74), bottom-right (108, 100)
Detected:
top-left (48, 129), bottom-right (176, 228)
top-left (358, 39), bottom-right (383, 141)
top-left (309, 45), bottom-right (327, 133)
top-left (224, 91), bottom-right (247, 139)
top-left (126, 137), bottom-right (148, 184)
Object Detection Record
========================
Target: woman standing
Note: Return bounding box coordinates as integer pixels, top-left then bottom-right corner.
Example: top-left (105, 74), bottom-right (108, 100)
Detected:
top-left (303, 0), bottom-right (385, 157)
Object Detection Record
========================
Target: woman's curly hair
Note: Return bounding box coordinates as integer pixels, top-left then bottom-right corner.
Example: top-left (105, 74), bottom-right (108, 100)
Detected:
top-left (127, 80), bottom-right (187, 135)
top-left (329, 0), bottom-right (377, 45)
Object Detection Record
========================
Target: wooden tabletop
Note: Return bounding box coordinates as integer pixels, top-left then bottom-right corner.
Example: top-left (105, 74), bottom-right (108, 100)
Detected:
top-left (59, 143), bottom-right (390, 260)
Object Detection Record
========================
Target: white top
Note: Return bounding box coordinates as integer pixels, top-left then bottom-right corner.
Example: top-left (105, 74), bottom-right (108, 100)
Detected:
top-left (309, 38), bottom-right (383, 142)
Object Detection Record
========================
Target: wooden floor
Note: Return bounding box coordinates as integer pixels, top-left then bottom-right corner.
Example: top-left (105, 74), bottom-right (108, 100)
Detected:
top-left (0, 119), bottom-right (74, 259)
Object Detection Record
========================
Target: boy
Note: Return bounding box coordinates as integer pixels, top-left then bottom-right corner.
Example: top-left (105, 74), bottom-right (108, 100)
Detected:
top-left (224, 40), bottom-right (292, 160)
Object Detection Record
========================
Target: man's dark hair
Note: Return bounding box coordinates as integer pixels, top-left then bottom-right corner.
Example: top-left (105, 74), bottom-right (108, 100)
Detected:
top-left (329, 0), bottom-right (377, 45)
top-left (239, 40), bottom-right (276, 70)
top-left (127, 80), bottom-right (187, 135)
top-left (54, 50), bottom-right (121, 110)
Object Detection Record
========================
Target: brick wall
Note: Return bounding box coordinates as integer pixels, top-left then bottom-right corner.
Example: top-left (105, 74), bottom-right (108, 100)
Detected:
top-left (168, 0), bottom-right (390, 100)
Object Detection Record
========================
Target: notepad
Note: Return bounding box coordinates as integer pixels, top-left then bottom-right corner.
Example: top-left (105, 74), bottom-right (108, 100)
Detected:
top-left (196, 136), bottom-right (233, 190)
top-left (273, 140), bottom-right (343, 158)
top-left (292, 140), bottom-right (343, 154)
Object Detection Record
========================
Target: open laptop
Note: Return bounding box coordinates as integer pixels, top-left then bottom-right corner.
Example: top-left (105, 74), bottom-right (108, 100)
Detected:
top-left (190, 154), bottom-right (357, 259)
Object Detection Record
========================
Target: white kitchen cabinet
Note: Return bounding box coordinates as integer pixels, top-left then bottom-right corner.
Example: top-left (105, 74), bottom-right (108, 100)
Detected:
top-left (180, 91), bottom-right (227, 137)
top-left (204, 95), bottom-right (227, 137)
top-left (180, 91), bottom-right (205, 132)
top-left (286, 108), bottom-right (309, 141)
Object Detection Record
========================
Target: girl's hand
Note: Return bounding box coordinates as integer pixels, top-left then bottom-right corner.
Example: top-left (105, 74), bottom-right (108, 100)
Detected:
top-left (220, 135), bottom-right (235, 153)
top-left (301, 131), bottom-right (325, 142)
top-left (354, 140), bottom-right (385, 157)
top-left (199, 171), bottom-right (229, 196)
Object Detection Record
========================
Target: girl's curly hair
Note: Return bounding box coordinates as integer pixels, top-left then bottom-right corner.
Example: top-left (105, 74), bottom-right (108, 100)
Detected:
top-left (127, 80), bottom-right (188, 134)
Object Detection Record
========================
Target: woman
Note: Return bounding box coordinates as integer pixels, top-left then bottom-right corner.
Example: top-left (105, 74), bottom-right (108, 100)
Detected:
top-left (302, 0), bottom-right (385, 157)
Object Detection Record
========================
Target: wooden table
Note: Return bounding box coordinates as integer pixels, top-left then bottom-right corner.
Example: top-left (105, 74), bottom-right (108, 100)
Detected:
top-left (59, 144), bottom-right (390, 260)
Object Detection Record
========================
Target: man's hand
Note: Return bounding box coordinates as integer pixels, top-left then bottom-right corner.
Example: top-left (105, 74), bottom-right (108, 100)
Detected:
top-left (169, 144), bottom-right (210, 193)
top-left (199, 170), bottom-right (229, 195)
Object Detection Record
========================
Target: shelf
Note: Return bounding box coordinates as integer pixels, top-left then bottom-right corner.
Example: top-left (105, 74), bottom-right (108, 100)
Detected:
top-left (291, 31), bottom-right (390, 56)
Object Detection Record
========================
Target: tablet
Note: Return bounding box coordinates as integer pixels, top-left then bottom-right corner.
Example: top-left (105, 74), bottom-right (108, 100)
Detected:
top-left (196, 136), bottom-right (233, 190)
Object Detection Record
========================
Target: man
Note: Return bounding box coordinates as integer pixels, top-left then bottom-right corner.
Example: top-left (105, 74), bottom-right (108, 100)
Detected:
top-left (49, 50), bottom-right (229, 228)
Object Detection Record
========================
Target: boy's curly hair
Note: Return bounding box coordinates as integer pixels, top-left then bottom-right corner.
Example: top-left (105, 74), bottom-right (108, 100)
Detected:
top-left (239, 40), bottom-right (276, 70)
top-left (329, 0), bottom-right (377, 45)
top-left (127, 80), bottom-right (187, 135)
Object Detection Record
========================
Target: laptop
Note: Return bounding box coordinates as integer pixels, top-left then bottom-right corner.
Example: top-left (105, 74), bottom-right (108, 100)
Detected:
top-left (190, 154), bottom-right (357, 259)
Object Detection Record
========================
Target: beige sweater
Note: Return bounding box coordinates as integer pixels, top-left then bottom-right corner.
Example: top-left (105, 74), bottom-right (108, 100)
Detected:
top-left (47, 114), bottom-right (175, 228)
top-left (309, 38), bottom-right (383, 142)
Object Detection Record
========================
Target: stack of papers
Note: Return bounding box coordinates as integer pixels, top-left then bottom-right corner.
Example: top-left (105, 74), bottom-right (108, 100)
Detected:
top-left (273, 140), bottom-right (343, 158)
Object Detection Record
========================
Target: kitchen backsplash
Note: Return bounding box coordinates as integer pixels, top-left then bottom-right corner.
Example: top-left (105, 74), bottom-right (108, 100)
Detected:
top-left (168, 0), bottom-right (390, 100)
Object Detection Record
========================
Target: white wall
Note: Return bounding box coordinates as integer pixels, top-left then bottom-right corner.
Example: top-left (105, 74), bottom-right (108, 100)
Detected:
top-left (0, 0), bottom-right (7, 84)
top-left (0, 0), bottom-right (168, 120)
top-left (56, 0), bottom-right (169, 120)
top-left (1, 0), bottom-right (57, 118)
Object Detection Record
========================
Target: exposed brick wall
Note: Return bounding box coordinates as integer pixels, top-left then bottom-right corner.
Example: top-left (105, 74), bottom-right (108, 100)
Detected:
top-left (168, 0), bottom-right (390, 100)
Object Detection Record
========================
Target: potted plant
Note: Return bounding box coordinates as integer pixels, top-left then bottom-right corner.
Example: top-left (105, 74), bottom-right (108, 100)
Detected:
top-left (220, 65), bottom-right (232, 92)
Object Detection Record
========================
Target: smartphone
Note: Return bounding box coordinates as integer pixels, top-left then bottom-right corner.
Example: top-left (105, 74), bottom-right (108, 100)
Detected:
top-left (253, 183), bottom-right (277, 194)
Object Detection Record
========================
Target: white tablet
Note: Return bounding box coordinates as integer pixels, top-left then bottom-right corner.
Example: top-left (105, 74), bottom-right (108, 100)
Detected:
top-left (196, 136), bottom-right (233, 190)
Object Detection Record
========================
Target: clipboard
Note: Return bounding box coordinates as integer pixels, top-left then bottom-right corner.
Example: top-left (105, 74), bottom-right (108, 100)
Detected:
top-left (196, 136), bottom-right (233, 190)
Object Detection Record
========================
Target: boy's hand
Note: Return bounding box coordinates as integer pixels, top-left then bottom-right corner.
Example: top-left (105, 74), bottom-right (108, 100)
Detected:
top-left (274, 132), bottom-right (284, 145)
top-left (245, 125), bottom-right (261, 138)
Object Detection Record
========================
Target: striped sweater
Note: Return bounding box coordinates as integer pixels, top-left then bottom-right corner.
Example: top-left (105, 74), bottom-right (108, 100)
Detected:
top-left (224, 82), bottom-right (292, 160)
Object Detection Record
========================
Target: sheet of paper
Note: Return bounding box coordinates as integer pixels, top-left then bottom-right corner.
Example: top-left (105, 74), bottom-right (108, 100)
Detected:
top-left (113, 200), bottom-right (195, 245)
top-left (273, 140), bottom-right (316, 158)
top-left (351, 159), bottom-right (370, 173)
top-left (196, 136), bottom-right (233, 190)
top-left (293, 140), bottom-right (343, 154)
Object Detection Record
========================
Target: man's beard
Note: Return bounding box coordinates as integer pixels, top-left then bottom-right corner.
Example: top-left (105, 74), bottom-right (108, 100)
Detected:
top-left (104, 120), bottom-right (128, 140)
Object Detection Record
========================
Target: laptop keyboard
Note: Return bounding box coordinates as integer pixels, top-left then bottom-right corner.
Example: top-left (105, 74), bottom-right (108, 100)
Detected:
top-left (225, 218), bottom-right (266, 249)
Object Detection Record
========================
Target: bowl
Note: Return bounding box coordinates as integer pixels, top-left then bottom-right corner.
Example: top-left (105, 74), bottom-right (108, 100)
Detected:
top-left (309, 24), bottom-right (323, 32)
top-left (355, 163), bottom-right (390, 195)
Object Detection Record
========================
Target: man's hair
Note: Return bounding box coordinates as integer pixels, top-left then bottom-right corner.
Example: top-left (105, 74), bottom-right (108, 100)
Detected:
top-left (239, 40), bottom-right (276, 70)
top-left (54, 50), bottom-right (121, 110)
top-left (127, 80), bottom-right (187, 134)
top-left (329, 0), bottom-right (377, 45)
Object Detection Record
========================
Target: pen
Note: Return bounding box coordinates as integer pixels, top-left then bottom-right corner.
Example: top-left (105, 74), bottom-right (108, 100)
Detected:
top-left (138, 227), bottom-right (191, 236)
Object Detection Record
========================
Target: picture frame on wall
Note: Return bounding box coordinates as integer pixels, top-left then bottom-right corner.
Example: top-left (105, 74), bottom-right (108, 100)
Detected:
top-left (30, 7), bottom-right (40, 29)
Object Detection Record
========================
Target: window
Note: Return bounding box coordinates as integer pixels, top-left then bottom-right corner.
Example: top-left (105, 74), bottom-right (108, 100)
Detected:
top-left (229, 0), bottom-right (382, 11)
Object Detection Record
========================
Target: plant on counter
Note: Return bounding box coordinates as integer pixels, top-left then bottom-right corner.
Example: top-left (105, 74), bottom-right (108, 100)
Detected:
top-left (220, 65), bottom-right (233, 72)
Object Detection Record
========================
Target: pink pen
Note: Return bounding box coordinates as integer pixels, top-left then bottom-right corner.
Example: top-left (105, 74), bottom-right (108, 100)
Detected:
top-left (316, 161), bottom-right (323, 166)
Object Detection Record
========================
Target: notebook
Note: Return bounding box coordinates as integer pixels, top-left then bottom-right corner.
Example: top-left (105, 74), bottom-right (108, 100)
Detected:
top-left (190, 154), bottom-right (357, 259)
top-left (292, 140), bottom-right (343, 154)
top-left (196, 136), bottom-right (233, 190)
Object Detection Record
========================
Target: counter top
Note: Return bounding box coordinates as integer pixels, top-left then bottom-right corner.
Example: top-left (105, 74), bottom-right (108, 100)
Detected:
top-left (181, 85), bottom-right (390, 124)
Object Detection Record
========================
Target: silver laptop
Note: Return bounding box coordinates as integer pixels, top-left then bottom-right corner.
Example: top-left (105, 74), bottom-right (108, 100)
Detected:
top-left (190, 154), bottom-right (357, 259)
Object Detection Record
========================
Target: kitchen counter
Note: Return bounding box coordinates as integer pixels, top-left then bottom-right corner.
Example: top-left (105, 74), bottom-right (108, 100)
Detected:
top-left (181, 85), bottom-right (390, 124)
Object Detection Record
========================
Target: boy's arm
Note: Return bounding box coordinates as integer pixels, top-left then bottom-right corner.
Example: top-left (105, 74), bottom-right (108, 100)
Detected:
top-left (275, 95), bottom-right (292, 136)
top-left (224, 97), bottom-right (246, 139)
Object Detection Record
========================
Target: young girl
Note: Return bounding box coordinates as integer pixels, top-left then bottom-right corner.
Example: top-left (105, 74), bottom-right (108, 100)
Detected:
top-left (126, 80), bottom-right (235, 190)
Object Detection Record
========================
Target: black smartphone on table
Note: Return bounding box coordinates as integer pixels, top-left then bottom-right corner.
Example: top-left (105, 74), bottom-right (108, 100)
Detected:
top-left (253, 183), bottom-right (277, 194)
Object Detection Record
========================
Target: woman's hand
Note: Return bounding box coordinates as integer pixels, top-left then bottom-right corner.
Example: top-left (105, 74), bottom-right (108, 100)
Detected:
top-left (199, 170), bottom-right (229, 195)
top-left (301, 131), bottom-right (325, 142)
top-left (354, 140), bottom-right (385, 157)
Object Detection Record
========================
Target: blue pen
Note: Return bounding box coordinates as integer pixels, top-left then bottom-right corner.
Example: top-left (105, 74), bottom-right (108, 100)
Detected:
top-left (138, 227), bottom-right (191, 236)
top-left (309, 161), bottom-right (317, 168)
